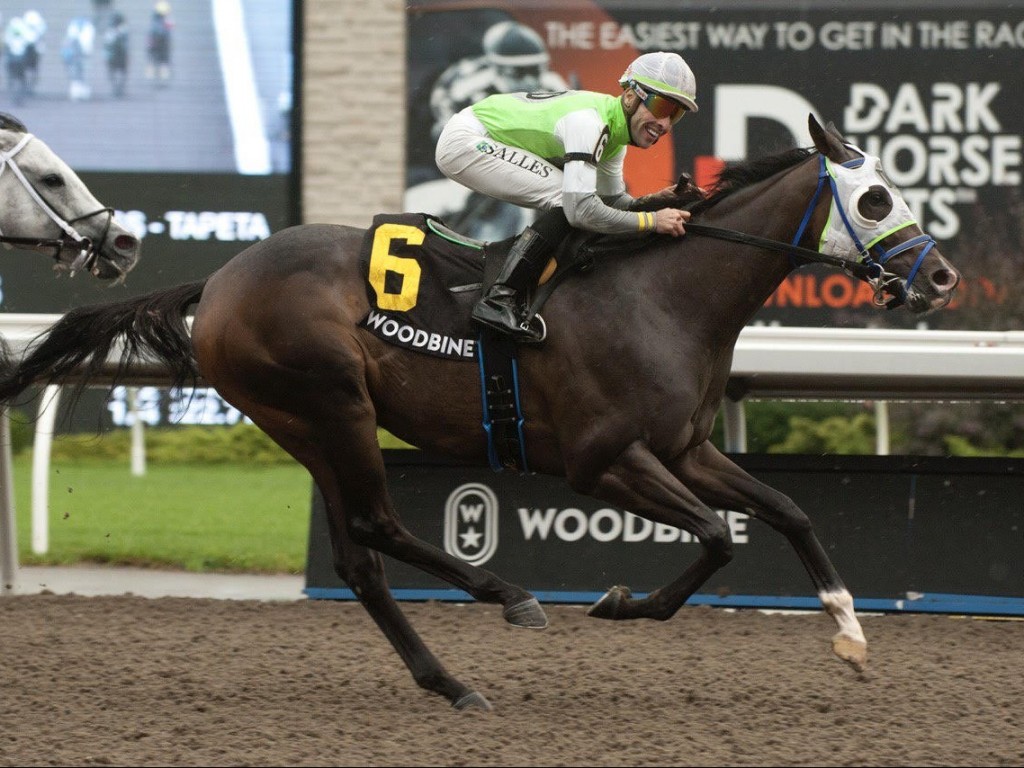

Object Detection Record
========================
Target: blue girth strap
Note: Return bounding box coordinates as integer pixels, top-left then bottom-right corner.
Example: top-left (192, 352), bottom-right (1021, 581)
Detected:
top-left (476, 330), bottom-right (529, 473)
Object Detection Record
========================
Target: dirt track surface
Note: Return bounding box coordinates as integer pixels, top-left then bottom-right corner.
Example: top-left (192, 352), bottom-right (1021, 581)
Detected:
top-left (1, 595), bottom-right (1021, 766)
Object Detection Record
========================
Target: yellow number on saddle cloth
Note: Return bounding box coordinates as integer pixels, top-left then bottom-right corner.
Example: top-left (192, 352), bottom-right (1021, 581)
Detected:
top-left (368, 223), bottom-right (423, 311)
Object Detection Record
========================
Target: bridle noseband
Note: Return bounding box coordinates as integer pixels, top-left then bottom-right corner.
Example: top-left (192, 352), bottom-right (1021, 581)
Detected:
top-left (0, 132), bottom-right (114, 275)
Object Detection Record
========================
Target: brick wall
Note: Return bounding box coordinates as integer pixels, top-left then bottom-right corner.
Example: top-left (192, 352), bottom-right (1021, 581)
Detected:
top-left (301, 0), bottom-right (406, 228)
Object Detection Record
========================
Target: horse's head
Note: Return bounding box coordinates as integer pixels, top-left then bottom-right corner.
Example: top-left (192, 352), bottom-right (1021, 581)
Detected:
top-left (808, 114), bottom-right (960, 314)
top-left (0, 113), bottom-right (140, 282)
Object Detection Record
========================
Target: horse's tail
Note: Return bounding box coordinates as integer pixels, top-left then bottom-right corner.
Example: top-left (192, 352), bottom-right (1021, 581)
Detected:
top-left (0, 279), bottom-right (207, 407)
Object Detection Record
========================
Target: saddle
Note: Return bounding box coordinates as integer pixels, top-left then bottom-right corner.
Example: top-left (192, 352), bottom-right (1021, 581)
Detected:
top-left (358, 170), bottom-right (705, 359)
top-left (357, 212), bottom-right (625, 360)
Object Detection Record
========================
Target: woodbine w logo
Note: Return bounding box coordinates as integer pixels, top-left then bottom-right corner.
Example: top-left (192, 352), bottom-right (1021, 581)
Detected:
top-left (444, 483), bottom-right (499, 566)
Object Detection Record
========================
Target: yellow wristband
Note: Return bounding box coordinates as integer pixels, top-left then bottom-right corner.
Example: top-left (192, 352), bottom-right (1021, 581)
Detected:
top-left (638, 211), bottom-right (654, 231)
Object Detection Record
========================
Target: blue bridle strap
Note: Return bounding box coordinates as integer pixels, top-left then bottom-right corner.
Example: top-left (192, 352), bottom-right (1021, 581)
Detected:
top-left (789, 155), bottom-right (831, 268)
top-left (877, 233), bottom-right (934, 289)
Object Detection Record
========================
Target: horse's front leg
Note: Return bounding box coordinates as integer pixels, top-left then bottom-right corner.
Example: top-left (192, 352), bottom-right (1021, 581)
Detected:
top-left (228, 383), bottom-right (544, 711)
top-left (671, 441), bottom-right (867, 672)
top-left (571, 441), bottom-right (735, 622)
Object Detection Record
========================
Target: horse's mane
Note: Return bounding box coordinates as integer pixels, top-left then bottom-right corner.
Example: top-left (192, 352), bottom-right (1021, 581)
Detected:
top-left (689, 146), bottom-right (815, 215)
top-left (0, 113), bottom-right (27, 133)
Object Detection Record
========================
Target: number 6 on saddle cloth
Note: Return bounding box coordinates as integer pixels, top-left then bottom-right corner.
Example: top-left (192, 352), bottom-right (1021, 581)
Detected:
top-left (358, 212), bottom-right (607, 354)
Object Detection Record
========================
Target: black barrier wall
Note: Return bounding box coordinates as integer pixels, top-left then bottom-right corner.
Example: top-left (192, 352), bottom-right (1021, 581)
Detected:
top-left (305, 452), bottom-right (1024, 615)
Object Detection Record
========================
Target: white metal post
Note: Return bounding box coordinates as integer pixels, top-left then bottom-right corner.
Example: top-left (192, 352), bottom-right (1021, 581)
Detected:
top-left (722, 398), bottom-right (747, 453)
top-left (875, 400), bottom-right (890, 456)
top-left (128, 387), bottom-right (147, 477)
top-left (31, 385), bottom-right (61, 555)
top-left (0, 407), bottom-right (18, 594)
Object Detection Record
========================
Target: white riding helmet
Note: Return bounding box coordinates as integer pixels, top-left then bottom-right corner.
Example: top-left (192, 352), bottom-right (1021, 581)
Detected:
top-left (619, 51), bottom-right (698, 113)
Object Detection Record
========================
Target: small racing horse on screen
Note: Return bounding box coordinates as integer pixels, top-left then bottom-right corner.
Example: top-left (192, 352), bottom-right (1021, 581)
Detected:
top-left (0, 113), bottom-right (140, 280)
top-left (0, 115), bottom-right (959, 711)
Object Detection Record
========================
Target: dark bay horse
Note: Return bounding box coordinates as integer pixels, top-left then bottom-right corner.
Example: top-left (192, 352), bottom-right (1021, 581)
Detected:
top-left (0, 115), bottom-right (959, 710)
top-left (0, 113), bottom-right (140, 280)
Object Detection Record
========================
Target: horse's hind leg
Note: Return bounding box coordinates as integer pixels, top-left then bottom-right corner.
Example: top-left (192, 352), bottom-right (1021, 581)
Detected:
top-left (672, 442), bottom-right (867, 672)
top-left (319, 482), bottom-right (492, 711)
top-left (195, 311), bottom-right (543, 707)
top-left (311, 416), bottom-right (546, 629)
top-left (239, 404), bottom-right (495, 710)
top-left (204, 328), bottom-right (545, 627)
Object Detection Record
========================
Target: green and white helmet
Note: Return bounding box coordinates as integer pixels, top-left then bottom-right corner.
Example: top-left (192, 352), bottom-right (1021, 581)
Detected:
top-left (619, 51), bottom-right (698, 113)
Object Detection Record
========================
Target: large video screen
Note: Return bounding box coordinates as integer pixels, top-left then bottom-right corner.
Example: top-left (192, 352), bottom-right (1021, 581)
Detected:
top-left (405, 0), bottom-right (1024, 331)
top-left (0, 0), bottom-right (297, 313)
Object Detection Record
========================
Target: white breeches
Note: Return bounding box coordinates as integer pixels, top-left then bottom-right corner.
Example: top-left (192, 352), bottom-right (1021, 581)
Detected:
top-left (434, 109), bottom-right (564, 212)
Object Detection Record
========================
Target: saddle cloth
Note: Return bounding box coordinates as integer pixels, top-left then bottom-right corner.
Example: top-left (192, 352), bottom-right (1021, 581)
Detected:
top-left (358, 212), bottom-right (492, 361)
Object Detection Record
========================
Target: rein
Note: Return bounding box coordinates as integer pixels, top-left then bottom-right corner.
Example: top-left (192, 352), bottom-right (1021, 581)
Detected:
top-left (0, 132), bottom-right (114, 274)
top-left (684, 217), bottom-right (903, 307)
top-left (684, 223), bottom-right (876, 279)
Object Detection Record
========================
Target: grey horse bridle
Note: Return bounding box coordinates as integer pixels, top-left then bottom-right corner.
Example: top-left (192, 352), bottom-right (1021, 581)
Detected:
top-left (0, 132), bottom-right (115, 275)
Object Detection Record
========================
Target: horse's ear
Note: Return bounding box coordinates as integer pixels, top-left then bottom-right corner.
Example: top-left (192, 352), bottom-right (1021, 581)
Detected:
top-left (808, 113), bottom-right (845, 161)
top-left (0, 113), bottom-right (26, 133)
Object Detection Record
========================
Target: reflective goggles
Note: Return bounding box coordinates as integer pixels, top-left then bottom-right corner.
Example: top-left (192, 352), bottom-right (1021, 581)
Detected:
top-left (635, 85), bottom-right (687, 124)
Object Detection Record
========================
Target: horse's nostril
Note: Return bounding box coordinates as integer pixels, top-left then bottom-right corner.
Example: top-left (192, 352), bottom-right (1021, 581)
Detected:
top-left (932, 268), bottom-right (960, 291)
top-left (114, 234), bottom-right (138, 252)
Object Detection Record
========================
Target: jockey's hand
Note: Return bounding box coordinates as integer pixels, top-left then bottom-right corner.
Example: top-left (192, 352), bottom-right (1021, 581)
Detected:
top-left (655, 208), bottom-right (691, 236)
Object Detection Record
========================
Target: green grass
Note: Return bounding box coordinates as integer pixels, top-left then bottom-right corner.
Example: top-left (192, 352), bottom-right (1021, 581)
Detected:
top-left (11, 454), bottom-right (314, 574)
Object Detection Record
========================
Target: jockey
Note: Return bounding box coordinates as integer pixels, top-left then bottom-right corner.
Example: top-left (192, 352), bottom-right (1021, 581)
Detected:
top-left (435, 50), bottom-right (698, 342)
top-left (4, 15), bottom-right (31, 103)
top-left (62, 15), bottom-right (97, 101)
top-left (146, 1), bottom-right (173, 86)
top-left (21, 10), bottom-right (46, 92)
top-left (3, 15), bottom-right (29, 59)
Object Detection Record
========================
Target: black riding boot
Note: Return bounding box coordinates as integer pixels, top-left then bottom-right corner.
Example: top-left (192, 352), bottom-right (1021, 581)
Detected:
top-left (471, 226), bottom-right (551, 343)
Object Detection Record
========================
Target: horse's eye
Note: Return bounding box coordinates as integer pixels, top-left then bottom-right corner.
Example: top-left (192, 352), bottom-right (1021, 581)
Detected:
top-left (857, 184), bottom-right (892, 221)
top-left (42, 174), bottom-right (65, 188)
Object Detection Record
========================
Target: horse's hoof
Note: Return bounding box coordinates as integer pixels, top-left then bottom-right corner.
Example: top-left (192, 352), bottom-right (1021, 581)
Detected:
top-left (502, 597), bottom-right (548, 629)
top-left (832, 633), bottom-right (868, 672)
top-left (587, 585), bottom-right (632, 620)
top-left (453, 691), bottom-right (493, 712)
